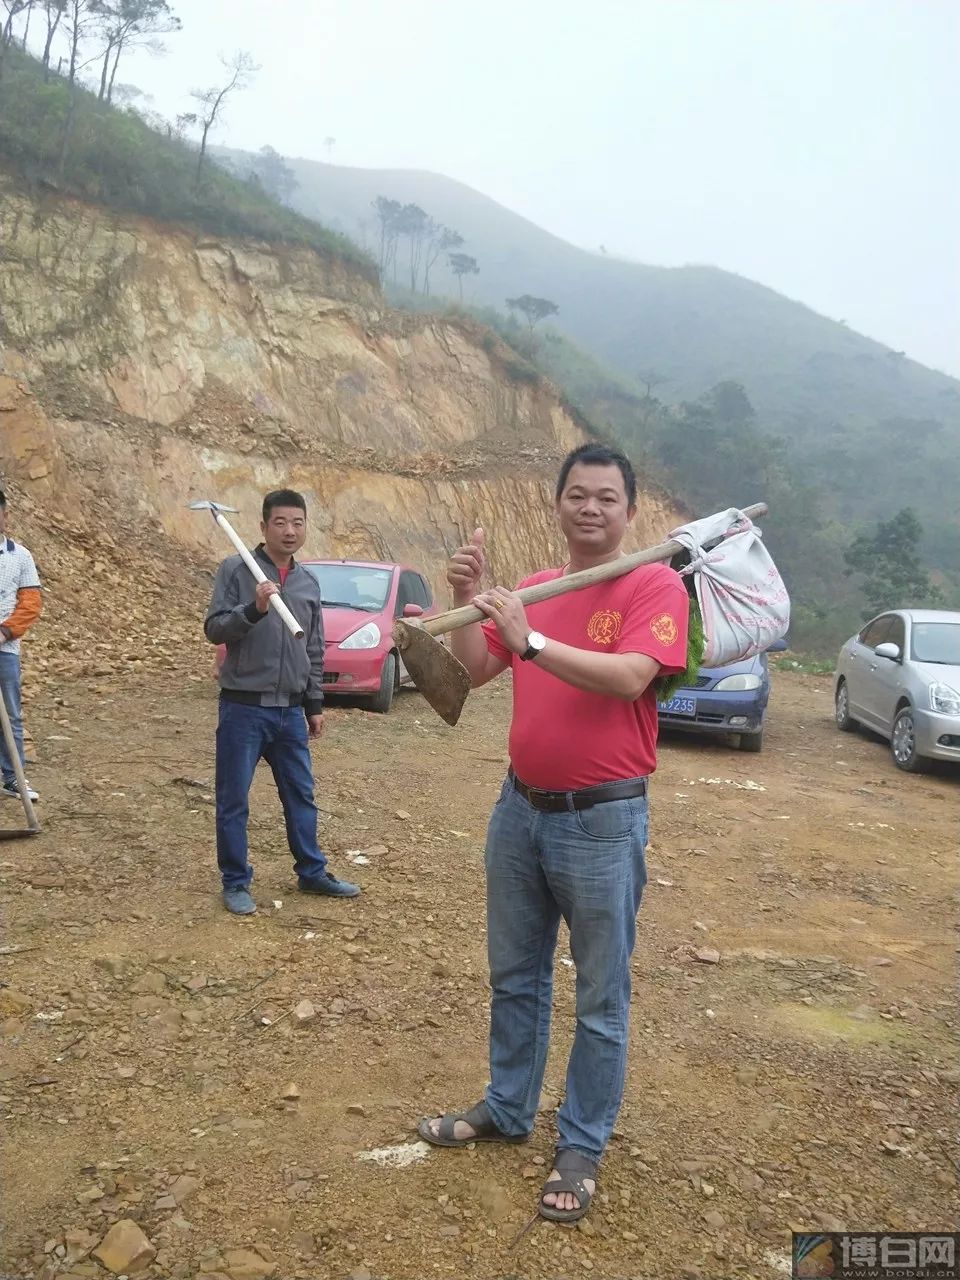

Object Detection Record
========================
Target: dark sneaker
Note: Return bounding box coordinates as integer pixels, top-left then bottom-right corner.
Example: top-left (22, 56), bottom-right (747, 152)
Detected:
top-left (298, 873), bottom-right (360, 899)
top-left (2, 779), bottom-right (39, 802)
top-left (222, 887), bottom-right (257, 915)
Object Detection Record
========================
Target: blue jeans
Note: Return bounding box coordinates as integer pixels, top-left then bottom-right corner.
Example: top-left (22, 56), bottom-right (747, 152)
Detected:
top-left (215, 700), bottom-right (328, 890)
top-left (483, 777), bottom-right (648, 1162)
top-left (0, 651), bottom-right (25, 786)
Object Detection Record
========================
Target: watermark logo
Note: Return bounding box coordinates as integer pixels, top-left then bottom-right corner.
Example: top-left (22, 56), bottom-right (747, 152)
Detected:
top-left (792, 1233), bottom-right (958, 1279)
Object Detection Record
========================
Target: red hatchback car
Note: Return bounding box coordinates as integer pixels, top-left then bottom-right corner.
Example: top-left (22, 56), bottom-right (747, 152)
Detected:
top-left (303, 560), bottom-right (440, 712)
top-left (216, 560), bottom-right (440, 714)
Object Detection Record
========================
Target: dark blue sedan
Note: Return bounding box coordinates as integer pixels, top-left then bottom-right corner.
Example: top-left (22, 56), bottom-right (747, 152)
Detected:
top-left (656, 640), bottom-right (787, 753)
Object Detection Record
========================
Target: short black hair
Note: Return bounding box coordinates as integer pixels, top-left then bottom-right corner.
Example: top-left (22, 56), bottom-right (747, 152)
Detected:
top-left (555, 443), bottom-right (637, 507)
top-left (262, 489), bottom-right (307, 521)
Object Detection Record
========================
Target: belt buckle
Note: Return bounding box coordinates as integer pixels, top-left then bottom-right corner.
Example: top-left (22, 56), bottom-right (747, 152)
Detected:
top-left (528, 786), bottom-right (552, 811)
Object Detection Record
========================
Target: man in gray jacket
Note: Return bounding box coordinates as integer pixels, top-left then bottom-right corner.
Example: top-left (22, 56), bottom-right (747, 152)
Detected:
top-left (204, 489), bottom-right (359, 915)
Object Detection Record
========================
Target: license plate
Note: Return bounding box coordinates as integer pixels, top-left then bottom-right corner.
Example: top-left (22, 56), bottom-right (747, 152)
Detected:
top-left (658, 696), bottom-right (696, 717)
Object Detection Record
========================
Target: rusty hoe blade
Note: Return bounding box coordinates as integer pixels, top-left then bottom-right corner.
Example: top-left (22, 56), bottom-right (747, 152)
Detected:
top-left (393, 621), bottom-right (472, 727)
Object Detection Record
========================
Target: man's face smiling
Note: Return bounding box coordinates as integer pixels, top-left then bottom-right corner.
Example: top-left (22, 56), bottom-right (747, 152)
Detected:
top-left (556, 462), bottom-right (635, 559)
top-left (261, 506), bottom-right (306, 564)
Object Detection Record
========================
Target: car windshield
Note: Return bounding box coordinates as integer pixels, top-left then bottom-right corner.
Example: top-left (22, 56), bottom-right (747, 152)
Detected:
top-left (911, 622), bottom-right (960, 665)
top-left (304, 564), bottom-right (392, 611)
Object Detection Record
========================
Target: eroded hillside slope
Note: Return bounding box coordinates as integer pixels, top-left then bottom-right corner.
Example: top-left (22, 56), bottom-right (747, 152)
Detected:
top-left (0, 176), bottom-right (682, 682)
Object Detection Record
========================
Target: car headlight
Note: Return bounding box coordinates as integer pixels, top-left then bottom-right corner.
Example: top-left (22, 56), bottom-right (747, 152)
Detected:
top-left (339, 622), bottom-right (382, 650)
top-left (929, 682), bottom-right (960, 715)
top-left (713, 674), bottom-right (763, 692)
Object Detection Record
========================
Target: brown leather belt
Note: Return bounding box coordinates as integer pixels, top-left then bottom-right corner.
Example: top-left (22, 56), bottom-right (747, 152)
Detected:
top-left (509, 769), bottom-right (648, 813)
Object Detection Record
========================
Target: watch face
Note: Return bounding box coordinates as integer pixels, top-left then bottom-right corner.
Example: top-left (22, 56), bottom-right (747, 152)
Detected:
top-left (529, 631), bottom-right (546, 650)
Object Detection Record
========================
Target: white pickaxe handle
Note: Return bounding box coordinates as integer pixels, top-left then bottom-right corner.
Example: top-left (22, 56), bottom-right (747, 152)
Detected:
top-left (212, 511), bottom-right (305, 639)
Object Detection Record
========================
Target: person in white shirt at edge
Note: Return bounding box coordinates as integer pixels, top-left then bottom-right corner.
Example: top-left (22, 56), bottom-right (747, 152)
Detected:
top-left (0, 489), bottom-right (43, 802)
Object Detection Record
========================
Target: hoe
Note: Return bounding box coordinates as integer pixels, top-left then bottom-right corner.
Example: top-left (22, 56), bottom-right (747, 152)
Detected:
top-left (394, 502), bottom-right (768, 726)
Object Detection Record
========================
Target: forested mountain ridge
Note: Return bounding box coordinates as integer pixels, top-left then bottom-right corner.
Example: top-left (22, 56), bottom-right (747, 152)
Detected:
top-left (241, 153), bottom-right (956, 646)
top-left (272, 157), bottom-right (960, 436)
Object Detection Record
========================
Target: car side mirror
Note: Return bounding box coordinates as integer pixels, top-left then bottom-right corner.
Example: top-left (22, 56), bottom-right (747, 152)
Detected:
top-left (767, 638), bottom-right (789, 653)
top-left (874, 642), bottom-right (901, 661)
top-left (403, 603), bottom-right (424, 618)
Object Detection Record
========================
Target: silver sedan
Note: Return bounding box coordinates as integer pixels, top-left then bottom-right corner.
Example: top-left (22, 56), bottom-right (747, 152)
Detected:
top-left (834, 609), bottom-right (960, 772)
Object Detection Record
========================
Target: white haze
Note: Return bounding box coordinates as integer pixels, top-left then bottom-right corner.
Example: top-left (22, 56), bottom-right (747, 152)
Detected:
top-left (105, 0), bottom-right (960, 377)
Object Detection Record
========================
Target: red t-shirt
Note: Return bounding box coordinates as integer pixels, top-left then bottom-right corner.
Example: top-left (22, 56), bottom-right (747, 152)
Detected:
top-left (278, 565), bottom-right (290, 587)
top-left (483, 562), bottom-right (689, 790)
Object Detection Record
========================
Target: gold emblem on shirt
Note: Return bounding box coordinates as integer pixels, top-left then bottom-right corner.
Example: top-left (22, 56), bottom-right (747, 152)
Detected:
top-left (587, 609), bottom-right (623, 646)
top-left (651, 613), bottom-right (679, 646)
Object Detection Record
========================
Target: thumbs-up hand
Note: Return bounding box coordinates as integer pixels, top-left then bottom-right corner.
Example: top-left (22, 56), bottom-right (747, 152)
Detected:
top-left (448, 526), bottom-right (487, 603)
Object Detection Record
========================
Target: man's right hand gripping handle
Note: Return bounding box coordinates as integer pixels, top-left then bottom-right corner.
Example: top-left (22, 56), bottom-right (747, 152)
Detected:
top-left (447, 527), bottom-right (486, 606)
top-left (446, 528), bottom-right (506, 688)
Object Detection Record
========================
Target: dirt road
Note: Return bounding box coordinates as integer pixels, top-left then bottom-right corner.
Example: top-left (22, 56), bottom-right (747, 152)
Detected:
top-left (1, 670), bottom-right (956, 1280)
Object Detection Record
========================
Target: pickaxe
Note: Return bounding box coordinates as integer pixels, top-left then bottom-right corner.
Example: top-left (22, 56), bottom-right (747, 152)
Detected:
top-left (0, 695), bottom-right (40, 839)
top-left (188, 500), bottom-right (304, 638)
top-left (394, 502), bottom-right (768, 726)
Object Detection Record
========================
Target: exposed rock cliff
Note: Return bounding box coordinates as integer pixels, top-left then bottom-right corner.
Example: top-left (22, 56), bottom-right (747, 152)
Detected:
top-left (0, 176), bottom-right (683, 681)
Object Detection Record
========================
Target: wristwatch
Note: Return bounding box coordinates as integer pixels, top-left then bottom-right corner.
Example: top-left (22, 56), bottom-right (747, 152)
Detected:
top-left (520, 630), bottom-right (547, 661)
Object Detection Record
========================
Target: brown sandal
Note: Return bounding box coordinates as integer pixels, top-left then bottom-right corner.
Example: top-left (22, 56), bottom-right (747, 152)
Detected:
top-left (539, 1148), bottom-right (599, 1223)
top-left (417, 1099), bottom-right (529, 1148)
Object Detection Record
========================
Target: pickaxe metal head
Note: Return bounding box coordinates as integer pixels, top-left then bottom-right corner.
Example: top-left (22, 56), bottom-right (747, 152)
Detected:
top-left (188, 499), bottom-right (240, 515)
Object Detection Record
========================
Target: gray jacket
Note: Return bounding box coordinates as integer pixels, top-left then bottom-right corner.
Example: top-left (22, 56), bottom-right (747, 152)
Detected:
top-left (204, 545), bottom-right (325, 715)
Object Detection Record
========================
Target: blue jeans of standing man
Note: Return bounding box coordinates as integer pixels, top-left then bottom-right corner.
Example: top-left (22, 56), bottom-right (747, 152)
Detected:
top-left (215, 699), bottom-right (328, 890)
top-left (482, 777), bottom-right (649, 1162)
top-left (0, 651), bottom-right (26, 787)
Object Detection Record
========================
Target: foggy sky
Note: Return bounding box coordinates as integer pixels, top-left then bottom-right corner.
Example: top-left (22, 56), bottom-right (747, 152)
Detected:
top-left (113, 0), bottom-right (959, 377)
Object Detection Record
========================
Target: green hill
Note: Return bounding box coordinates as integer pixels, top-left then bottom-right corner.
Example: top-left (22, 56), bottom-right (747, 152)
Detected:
top-left (276, 157), bottom-right (960, 435)
top-left (0, 47), bottom-right (371, 275)
top-left (249, 155), bottom-right (958, 637)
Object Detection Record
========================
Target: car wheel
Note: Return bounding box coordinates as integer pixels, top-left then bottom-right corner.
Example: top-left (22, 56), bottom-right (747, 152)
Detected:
top-left (890, 706), bottom-right (929, 773)
top-left (835, 680), bottom-right (858, 732)
top-left (738, 730), bottom-right (763, 753)
top-left (368, 652), bottom-right (397, 714)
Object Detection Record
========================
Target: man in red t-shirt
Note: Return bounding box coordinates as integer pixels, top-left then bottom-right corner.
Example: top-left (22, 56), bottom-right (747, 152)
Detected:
top-left (418, 444), bottom-right (688, 1224)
